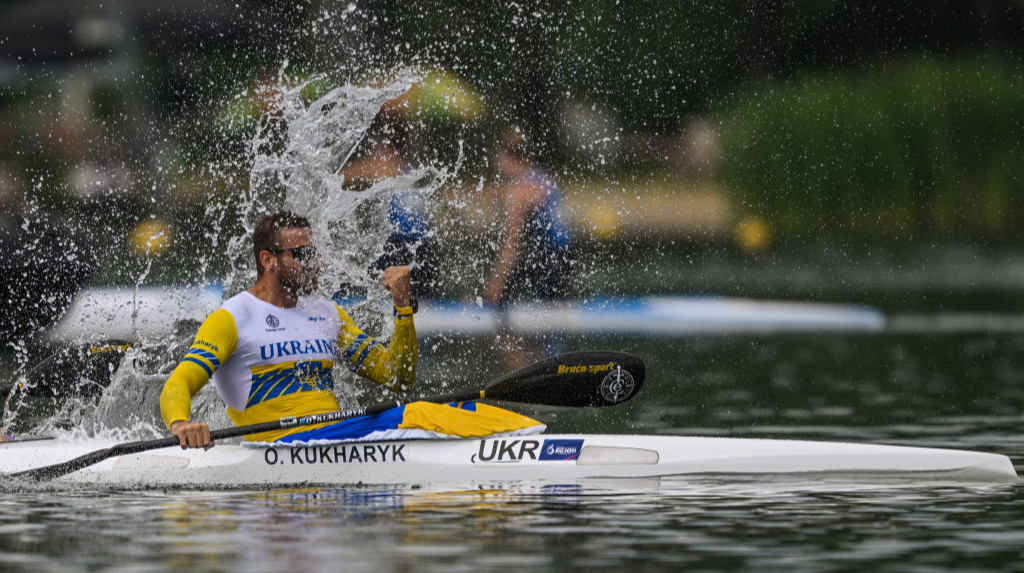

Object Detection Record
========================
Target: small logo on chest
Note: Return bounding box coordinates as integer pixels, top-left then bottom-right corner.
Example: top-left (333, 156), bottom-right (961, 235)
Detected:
top-left (265, 314), bottom-right (285, 332)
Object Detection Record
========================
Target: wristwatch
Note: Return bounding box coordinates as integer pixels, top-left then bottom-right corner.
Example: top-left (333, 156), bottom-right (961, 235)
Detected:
top-left (394, 298), bottom-right (418, 317)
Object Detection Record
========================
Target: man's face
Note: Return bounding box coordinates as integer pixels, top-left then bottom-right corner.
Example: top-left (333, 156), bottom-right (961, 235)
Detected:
top-left (273, 227), bottom-right (320, 295)
top-left (495, 150), bottom-right (515, 177)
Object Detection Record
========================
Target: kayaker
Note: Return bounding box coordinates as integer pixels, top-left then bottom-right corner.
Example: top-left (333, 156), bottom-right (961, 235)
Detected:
top-left (161, 210), bottom-right (539, 449)
top-left (160, 211), bottom-right (416, 448)
top-left (483, 126), bottom-right (575, 306)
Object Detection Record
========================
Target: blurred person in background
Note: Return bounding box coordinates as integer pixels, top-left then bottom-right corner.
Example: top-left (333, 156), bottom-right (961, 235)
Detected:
top-left (484, 126), bottom-right (574, 306)
top-left (338, 98), bottom-right (440, 300)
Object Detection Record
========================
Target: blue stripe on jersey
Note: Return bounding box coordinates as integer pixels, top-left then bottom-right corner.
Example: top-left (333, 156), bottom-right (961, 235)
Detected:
top-left (353, 343), bottom-right (374, 372)
top-left (183, 357), bottom-right (213, 377)
top-left (343, 334), bottom-right (368, 362)
top-left (247, 362), bottom-right (335, 408)
top-left (186, 348), bottom-right (221, 369)
top-left (262, 379), bottom-right (298, 404)
top-left (246, 371), bottom-right (290, 408)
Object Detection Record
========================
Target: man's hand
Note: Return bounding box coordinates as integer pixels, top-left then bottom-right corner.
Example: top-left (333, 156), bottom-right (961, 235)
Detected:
top-left (381, 265), bottom-right (412, 309)
top-left (170, 420), bottom-right (214, 450)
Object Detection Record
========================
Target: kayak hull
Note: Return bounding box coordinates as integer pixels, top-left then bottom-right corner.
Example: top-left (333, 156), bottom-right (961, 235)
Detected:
top-left (2, 434), bottom-right (1015, 487)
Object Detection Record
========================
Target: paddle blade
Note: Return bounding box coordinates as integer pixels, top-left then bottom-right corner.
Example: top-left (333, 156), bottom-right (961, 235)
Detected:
top-left (482, 351), bottom-right (645, 407)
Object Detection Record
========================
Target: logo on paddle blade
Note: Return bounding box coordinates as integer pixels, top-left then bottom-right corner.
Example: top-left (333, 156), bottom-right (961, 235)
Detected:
top-left (600, 366), bottom-right (635, 403)
top-left (557, 362), bottom-right (616, 375)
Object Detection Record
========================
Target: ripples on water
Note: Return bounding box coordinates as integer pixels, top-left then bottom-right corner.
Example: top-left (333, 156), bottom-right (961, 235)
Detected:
top-left (1, 479), bottom-right (1023, 573)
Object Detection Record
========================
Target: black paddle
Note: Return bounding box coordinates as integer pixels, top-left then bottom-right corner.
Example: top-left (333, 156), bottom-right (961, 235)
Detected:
top-left (9, 350), bottom-right (644, 481)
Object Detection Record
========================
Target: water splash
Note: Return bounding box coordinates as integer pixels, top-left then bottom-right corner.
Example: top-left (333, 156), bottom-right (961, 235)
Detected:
top-left (3, 71), bottom-right (440, 440)
top-left (228, 68), bottom-right (427, 299)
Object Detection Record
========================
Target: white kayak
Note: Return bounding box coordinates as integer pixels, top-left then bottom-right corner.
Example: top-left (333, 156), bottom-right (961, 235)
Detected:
top-left (46, 285), bottom-right (885, 343)
top-left (2, 434), bottom-right (1015, 487)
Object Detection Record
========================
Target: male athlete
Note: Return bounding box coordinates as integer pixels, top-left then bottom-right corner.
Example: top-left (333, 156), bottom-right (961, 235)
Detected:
top-left (161, 211), bottom-right (418, 448)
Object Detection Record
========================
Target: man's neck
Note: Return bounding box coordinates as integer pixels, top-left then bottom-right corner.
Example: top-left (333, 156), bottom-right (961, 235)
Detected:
top-left (248, 278), bottom-right (299, 308)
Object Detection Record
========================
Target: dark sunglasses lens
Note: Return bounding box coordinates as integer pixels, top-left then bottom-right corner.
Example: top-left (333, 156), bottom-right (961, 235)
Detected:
top-left (291, 246), bottom-right (318, 261)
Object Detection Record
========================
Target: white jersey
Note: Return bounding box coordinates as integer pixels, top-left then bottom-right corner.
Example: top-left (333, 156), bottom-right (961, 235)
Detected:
top-left (161, 290), bottom-right (418, 441)
top-left (211, 292), bottom-right (342, 412)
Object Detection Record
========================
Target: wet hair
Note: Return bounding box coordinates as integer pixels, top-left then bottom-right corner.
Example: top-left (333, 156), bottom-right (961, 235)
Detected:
top-left (253, 211), bottom-right (311, 276)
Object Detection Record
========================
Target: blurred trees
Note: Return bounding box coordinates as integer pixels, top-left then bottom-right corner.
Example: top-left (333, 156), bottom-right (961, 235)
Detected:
top-left (717, 58), bottom-right (1024, 240)
top-left (361, 0), bottom-right (1023, 130)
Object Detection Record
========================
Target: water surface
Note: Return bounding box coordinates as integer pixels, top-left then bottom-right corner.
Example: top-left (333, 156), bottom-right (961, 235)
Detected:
top-left (3, 330), bottom-right (1024, 572)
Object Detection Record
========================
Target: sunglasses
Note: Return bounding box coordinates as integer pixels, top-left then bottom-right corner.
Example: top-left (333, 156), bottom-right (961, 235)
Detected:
top-left (270, 245), bottom-right (320, 262)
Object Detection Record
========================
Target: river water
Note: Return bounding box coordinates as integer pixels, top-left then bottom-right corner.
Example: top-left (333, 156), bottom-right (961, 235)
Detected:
top-left (4, 75), bottom-right (1024, 570)
top-left (3, 326), bottom-right (1024, 572)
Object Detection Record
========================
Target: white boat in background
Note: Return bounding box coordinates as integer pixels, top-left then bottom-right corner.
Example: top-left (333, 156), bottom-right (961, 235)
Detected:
top-left (46, 284), bottom-right (224, 342)
top-left (45, 285), bottom-right (885, 343)
top-left (416, 296), bottom-right (885, 336)
top-left (2, 434), bottom-right (1014, 487)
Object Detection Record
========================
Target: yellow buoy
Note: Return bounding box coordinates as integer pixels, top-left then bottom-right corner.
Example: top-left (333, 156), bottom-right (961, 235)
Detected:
top-left (735, 216), bottom-right (771, 254)
top-left (413, 69), bottom-right (486, 122)
top-left (129, 219), bottom-right (174, 257)
top-left (588, 204), bottom-right (621, 240)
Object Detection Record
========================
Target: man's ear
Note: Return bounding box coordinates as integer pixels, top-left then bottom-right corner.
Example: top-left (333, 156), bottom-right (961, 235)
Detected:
top-left (259, 250), bottom-right (277, 273)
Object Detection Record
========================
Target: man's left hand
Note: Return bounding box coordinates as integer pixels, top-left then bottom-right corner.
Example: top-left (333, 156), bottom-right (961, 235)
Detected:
top-left (381, 266), bottom-right (412, 309)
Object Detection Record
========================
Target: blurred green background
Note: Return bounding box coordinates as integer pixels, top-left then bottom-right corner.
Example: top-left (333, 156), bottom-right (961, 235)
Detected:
top-left (1, 0), bottom-right (1022, 287)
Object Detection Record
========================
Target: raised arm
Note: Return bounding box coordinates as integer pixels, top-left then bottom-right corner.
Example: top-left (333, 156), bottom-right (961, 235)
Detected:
top-left (335, 302), bottom-right (417, 394)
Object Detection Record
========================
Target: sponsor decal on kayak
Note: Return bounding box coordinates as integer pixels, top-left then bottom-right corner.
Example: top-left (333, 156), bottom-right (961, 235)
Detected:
top-left (472, 438), bottom-right (585, 463)
top-left (263, 444), bottom-right (406, 466)
top-left (557, 361), bottom-right (616, 375)
top-left (539, 439), bottom-right (584, 461)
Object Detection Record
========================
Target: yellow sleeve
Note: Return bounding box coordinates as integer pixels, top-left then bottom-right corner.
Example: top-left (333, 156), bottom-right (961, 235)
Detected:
top-left (336, 304), bottom-right (417, 393)
top-left (159, 308), bottom-right (239, 431)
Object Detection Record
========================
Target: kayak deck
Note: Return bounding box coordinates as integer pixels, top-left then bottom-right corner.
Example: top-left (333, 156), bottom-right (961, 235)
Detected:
top-left (2, 435), bottom-right (1015, 487)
